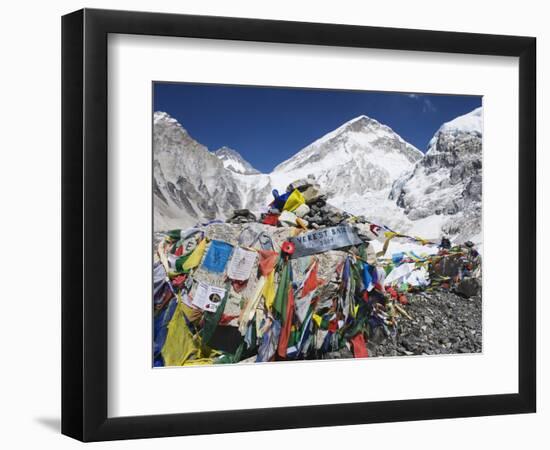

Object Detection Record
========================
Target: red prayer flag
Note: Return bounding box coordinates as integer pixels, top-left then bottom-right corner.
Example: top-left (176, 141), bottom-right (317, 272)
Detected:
top-left (262, 213), bottom-right (280, 226)
top-left (301, 261), bottom-right (321, 297)
top-left (231, 279), bottom-right (248, 293)
top-left (258, 250), bottom-right (279, 277)
top-left (350, 333), bottom-right (369, 358)
top-left (277, 285), bottom-right (295, 358)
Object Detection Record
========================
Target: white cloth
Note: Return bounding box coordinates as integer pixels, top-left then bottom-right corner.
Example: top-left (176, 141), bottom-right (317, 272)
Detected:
top-left (385, 263), bottom-right (415, 285)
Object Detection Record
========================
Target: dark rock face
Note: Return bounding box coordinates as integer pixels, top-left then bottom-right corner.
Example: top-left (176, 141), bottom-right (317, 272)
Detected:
top-left (389, 108), bottom-right (483, 241)
top-left (153, 112), bottom-right (257, 230)
top-left (390, 131), bottom-right (482, 219)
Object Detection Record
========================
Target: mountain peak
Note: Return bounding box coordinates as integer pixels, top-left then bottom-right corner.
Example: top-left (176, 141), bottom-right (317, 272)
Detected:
top-left (215, 146), bottom-right (261, 175)
top-left (153, 111), bottom-right (188, 132)
top-left (438, 107), bottom-right (482, 135)
top-left (273, 114), bottom-right (422, 174)
top-left (328, 114), bottom-right (379, 136)
top-left (427, 107), bottom-right (483, 154)
top-left (347, 114), bottom-right (375, 124)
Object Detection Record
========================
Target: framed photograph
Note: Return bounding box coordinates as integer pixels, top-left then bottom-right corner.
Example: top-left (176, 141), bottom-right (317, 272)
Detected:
top-left (62, 8), bottom-right (536, 441)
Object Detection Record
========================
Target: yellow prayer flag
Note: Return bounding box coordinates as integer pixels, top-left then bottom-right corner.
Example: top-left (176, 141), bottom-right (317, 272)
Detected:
top-left (312, 313), bottom-right (322, 328)
top-left (182, 238), bottom-right (206, 271)
top-left (262, 271), bottom-right (276, 310)
top-left (161, 301), bottom-right (213, 366)
top-left (283, 189), bottom-right (305, 212)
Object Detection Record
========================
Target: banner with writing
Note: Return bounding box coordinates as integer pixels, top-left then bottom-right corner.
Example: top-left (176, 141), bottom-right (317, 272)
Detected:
top-left (289, 225), bottom-right (363, 258)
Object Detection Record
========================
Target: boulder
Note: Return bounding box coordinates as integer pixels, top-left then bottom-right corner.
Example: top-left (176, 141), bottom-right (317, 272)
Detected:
top-left (431, 254), bottom-right (462, 278)
top-left (227, 209), bottom-right (257, 224)
top-left (455, 277), bottom-right (481, 298)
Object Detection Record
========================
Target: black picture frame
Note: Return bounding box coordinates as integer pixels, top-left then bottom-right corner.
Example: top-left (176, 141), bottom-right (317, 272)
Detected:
top-left (61, 8), bottom-right (536, 442)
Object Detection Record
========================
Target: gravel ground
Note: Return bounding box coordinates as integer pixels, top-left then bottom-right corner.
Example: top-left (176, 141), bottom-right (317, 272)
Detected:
top-left (368, 290), bottom-right (482, 357)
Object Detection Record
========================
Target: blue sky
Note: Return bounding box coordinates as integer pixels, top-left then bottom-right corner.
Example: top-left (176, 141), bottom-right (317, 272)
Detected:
top-left (154, 83), bottom-right (481, 173)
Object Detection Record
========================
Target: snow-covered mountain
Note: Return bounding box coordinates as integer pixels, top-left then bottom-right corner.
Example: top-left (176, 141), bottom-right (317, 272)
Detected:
top-left (215, 146), bottom-right (261, 175)
top-left (390, 107), bottom-right (483, 242)
top-left (269, 115), bottom-right (424, 233)
top-left (272, 115), bottom-right (422, 194)
top-left (153, 109), bottom-right (482, 244)
top-left (153, 112), bottom-right (265, 231)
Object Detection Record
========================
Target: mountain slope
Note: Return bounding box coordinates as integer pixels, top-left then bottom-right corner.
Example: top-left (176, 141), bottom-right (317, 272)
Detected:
top-left (390, 107), bottom-right (483, 241)
top-left (268, 115), bottom-right (423, 232)
top-left (153, 112), bottom-right (245, 230)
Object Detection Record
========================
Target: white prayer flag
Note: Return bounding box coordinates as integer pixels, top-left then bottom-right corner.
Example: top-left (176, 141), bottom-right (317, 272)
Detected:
top-left (227, 247), bottom-right (257, 281)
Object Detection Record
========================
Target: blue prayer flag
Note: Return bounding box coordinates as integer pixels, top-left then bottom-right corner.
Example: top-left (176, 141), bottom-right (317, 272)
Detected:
top-left (202, 240), bottom-right (234, 273)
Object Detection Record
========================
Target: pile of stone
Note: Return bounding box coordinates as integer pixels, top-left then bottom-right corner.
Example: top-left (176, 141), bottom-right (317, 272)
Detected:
top-left (256, 177), bottom-right (355, 229)
top-left (369, 290), bottom-right (482, 357)
top-left (224, 178), bottom-right (362, 230)
top-left (302, 198), bottom-right (352, 228)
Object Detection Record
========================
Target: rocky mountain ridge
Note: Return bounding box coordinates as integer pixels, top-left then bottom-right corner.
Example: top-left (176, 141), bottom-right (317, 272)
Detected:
top-left (153, 108), bottom-right (482, 244)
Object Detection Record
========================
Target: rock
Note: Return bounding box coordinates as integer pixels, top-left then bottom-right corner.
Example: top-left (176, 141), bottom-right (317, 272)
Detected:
top-left (431, 254), bottom-right (462, 278)
top-left (286, 179), bottom-right (310, 193)
top-left (455, 277), bottom-right (481, 298)
top-left (302, 185), bottom-right (322, 203)
top-left (227, 209), bottom-right (257, 223)
top-left (323, 347), bottom-right (353, 359)
top-left (370, 327), bottom-right (387, 345)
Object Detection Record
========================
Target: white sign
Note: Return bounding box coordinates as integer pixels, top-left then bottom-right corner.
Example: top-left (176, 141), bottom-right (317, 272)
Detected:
top-left (227, 247), bottom-right (257, 281)
top-left (191, 281), bottom-right (227, 313)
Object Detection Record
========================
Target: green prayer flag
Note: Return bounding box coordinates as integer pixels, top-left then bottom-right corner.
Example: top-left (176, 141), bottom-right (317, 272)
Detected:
top-left (273, 261), bottom-right (290, 322)
top-left (201, 282), bottom-right (230, 345)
